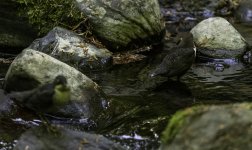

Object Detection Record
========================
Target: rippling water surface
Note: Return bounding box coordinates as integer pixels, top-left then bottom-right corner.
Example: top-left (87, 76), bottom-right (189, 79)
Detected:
top-left (1, 19), bottom-right (252, 150)
top-left (90, 24), bottom-right (252, 149)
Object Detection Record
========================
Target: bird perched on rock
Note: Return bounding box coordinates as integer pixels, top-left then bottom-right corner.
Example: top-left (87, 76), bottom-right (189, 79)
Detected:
top-left (150, 32), bottom-right (196, 80)
top-left (8, 75), bottom-right (71, 113)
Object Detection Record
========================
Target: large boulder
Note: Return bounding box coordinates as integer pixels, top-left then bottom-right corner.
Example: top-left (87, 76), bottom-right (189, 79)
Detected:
top-left (75, 0), bottom-right (165, 51)
top-left (0, 0), bottom-right (37, 52)
top-left (28, 27), bottom-right (112, 71)
top-left (191, 17), bottom-right (248, 58)
top-left (4, 49), bottom-right (108, 118)
top-left (14, 126), bottom-right (124, 150)
top-left (160, 103), bottom-right (252, 150)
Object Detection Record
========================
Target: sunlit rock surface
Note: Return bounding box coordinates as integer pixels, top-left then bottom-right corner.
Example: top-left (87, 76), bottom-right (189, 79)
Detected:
top-left (75, 0), bottom-right (165, 51)
top-left (28, 27), bottom-right (112, 71)
top-left (160, 103), bottom-right (252, 150)
top-left (14, 126), bottom-right (125, 150)
top-left (191, 17), bottom-right (248, 58)
top-left (4, 49), bottom-right (108, 118)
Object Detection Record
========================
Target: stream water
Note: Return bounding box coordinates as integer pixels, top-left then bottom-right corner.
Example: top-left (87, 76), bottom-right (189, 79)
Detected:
top-left (1, 7), bottom-right (252, 150)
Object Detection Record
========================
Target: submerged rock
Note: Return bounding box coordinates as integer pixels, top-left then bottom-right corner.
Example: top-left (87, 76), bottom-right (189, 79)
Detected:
top-left (191, 17), bottom-right (248, 58)
top-left (160, 103), bottom-right (252, 150)
top-left (28, 27), bottom-right (112, 71)
top-left (4, 49), bottom-right (108, 118)
top-left (76, 0), bottom-right (165, 51)
top-left (14, 126), bottom-right (124, 150)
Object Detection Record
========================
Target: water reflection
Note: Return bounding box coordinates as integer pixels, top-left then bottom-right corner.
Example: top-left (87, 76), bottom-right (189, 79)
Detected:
top-left (91, 65), bottom-right (196, 149)
top-left (185, 60), bottom-right (252, 102)
top-left (192, 62), bottom-right (244, 82)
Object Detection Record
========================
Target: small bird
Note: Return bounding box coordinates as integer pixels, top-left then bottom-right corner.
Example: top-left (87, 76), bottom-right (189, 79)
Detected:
top-left (150, 32), bottom-right (196, 80)
top-left (8, 75), bottom-right (71, 113)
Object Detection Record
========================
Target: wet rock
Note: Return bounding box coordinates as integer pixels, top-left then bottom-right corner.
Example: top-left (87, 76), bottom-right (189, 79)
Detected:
top-left (28, 27), bottom-right (112, 71)
top-left (160, 103), bottom-right (252, 150)
top-left (191, 17), bottom-right (248, 58)
top-left (235, 0), bottom-right (252, 25)
top-left (4, 49), bottom-right (108, 118)
top-left (75, 0), bottom-right (165, 51)
top-left (0, 0), bottom-right (37, 52)
top-left (14, 126), bottom-right (124, 150)
top-left (0, 89), bottom-right (17, 116)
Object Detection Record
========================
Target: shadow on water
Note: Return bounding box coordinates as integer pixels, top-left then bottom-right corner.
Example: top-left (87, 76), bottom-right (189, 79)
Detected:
top-left (82, 60), bottom-right (198, 149)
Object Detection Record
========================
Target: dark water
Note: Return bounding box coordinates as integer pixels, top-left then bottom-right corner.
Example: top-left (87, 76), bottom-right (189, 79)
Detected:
top-left (90, 45), bottom-right (252, 149)
top-left (1, 17), bottom-right (252, 150)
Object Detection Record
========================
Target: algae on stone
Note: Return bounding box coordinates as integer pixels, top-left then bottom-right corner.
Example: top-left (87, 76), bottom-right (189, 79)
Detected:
top-left (76, 0), bottom-right (165, 51)
top-left (16, 0), bottom-right (85, 35)
top-left (160, 103), bottom-right (252, 150)
top-left (161, 106), bottom-right (203, 144)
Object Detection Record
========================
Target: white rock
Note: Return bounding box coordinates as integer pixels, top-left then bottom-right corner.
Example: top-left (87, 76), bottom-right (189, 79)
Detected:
top-left (191, 17), bottom-right (247, 58)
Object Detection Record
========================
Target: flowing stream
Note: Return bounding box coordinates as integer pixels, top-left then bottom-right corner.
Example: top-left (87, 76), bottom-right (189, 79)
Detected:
top-left (1, 8), bottom-right (252, 150)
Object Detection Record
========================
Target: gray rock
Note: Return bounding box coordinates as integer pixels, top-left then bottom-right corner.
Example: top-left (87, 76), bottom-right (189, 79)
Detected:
top-left (75, 0), bottom-right (165, 51)
top-left (29, 27), bottom-right (112, 71)
top-left (0, 89), bottom-right (17, 116)
top-left (4, 49), bottom-right (108, 118)
top-left (0, 0), bottom-right (37, 51)
top-left (14, 126), bottom-right (124, 150)
top-left (160, 103), bottom-right (252, 150)
top-left (191, 17), bottom-right (248, 58)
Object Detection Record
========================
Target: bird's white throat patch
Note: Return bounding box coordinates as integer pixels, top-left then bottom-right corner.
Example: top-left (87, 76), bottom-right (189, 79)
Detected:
top-left (193, 47), bottom-right (196, 56)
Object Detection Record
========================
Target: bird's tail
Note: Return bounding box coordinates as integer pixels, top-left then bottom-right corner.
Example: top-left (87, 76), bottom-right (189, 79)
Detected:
top-left (8, 90), bottom-right (35, 103)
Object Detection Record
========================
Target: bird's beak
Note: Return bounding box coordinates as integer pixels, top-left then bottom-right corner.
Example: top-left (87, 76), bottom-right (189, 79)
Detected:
top-left (149, 71), bottom-right (157, 78)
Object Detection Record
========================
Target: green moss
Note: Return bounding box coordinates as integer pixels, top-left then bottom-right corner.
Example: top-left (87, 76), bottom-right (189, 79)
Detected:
top-left (161, 106), bottom-right (204, 144)
top-left (16, 0), bottom-right (86, 35)
top-left (0, 133), bottom-right (14, 143)
top-left (235, 102), bottom-right (252, 110)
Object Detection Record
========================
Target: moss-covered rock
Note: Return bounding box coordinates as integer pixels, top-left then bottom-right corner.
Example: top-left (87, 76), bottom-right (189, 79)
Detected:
top-left (76, 0), bottom-right (165, 51)
top-left (160, 103), bottom-right (252, 150)
top-left (16, 0), bottom-right (85, 35)
top-left (161, 106), bottom-right (202, 144)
